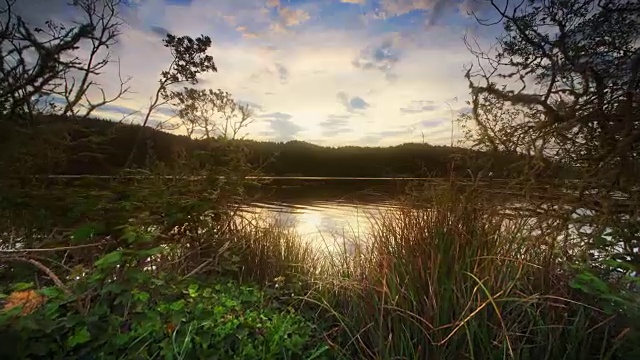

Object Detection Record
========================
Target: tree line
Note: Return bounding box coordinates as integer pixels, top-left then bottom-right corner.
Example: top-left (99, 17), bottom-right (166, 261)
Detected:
top-left (0, 115), bottom-right (557, 179)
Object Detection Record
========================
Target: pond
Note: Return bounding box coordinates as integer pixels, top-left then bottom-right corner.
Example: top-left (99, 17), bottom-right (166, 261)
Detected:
top-left (240, 178), bottom-right (412, 251)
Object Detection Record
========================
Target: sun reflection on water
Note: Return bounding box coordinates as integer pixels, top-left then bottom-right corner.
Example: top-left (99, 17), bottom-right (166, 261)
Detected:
top-left (241, 200), bottom-right (397, 254)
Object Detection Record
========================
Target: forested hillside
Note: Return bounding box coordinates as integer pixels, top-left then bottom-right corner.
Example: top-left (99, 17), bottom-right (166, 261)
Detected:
top-left (1, 116), bottom-right (546, 178)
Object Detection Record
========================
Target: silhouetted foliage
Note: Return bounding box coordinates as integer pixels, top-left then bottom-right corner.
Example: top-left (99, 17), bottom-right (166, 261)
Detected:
top-left (465, 0), bottom-right (640, 299)
top-left (167, 87), bottom-right (252, 140)
top-left (0, 115), bottom-right (534, 178)
top-left (125, 33), bottom-right (217, 167)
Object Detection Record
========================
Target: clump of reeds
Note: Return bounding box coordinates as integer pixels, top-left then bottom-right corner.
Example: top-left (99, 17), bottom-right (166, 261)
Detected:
top-left (155, 209), bottom-right (323, 286)
top-left (232, 214), bottom-right (322, 284)
top-left (304, 186), bottom-right (635, 359)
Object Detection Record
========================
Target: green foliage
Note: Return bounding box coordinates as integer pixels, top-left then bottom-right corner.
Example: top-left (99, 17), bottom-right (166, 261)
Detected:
top-left (0, 272), bottom-right (333, 360)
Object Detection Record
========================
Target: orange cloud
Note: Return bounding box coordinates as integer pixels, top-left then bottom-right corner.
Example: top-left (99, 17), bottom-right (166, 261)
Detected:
top-left (279, 7), bottom-right (311, 27)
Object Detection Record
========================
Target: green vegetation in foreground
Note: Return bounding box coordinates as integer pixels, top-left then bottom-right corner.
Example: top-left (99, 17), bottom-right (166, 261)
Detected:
top-left (0, 279), bottom-right (330, 359)
top-left (1, 184), bottom-right (638, 359)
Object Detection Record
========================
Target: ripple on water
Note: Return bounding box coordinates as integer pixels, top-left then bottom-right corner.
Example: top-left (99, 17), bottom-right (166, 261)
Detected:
top-left (239, 199), bottom-right (400, 253)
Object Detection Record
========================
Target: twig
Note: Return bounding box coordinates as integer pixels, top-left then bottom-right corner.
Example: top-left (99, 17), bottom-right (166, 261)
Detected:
top-left (182, 258), bottom-right (213, 279)
top-left (0, 241), bottom-right (106, 253)
top-left (2, 256), bottom-right (72, 296)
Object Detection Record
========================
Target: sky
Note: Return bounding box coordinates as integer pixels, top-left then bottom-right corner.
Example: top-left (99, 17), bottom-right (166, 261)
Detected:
top-left (20, 0), bottom-right (504, 147)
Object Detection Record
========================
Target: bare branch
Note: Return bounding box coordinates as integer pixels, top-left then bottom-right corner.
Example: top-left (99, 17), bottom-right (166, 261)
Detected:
top-left (2, 256), bottom-right (71, 296)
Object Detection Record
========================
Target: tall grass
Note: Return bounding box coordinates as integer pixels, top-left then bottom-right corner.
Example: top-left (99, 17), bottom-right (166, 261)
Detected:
top-left (4, 179), bottom-right (637, 359)
top-left (303, 187), bottom-right (637, 359)
top-left (149, 211), bottom-right (321, 286)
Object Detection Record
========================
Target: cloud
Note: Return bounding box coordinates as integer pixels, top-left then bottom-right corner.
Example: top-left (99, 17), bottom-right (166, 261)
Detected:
top-left (377, 128), bottom-right (412, 137)
top-left (275, 63), bottom-right (289, 82)
top-left (319, 115), bottom-right (350, 128)
top-left (12, 0), bottom-right (70, 25)
top-left (341, 0), bottom-right (366, 3)
top-left (258, 112), bottom-right (303, 141)
top-left (238, 100), bottom-right (264, 113)
top-left (149, 26), bottom-right (169, 37)
top-left (257, 112), bottom-right (292, 120)
top-left (278, 7), bottom-right (311, 27)
top-left (269, 118), bottom-right (303, 140)
top-left (352, 39), bottom-right (400, 79)
top-left (400, 100), bottom-right (438, 114)
top-left (323, 128), bottom-right (353, 136)
top-left (457, 106), bottom-right (472, 114)
top-left (417, 118), bottom-right (446, 128)
top-left (247, 62), bottom-right (288, 84)
top-left (154, 106), bottom-right (177, 117)
top-left (18, 0), bottom-right (485, 147)
top-left (87, 102), bottom-right (140, 116)
top-left (337, 92), bottom-right (370, 112)
top-left (458, 0), bottom-right (486, 16)
top-left (319, 115), bottom-right (352, 136)
top-left (235, 26), bottom-right (259, 39)
top-left (380, 0), bottom-right (455, 25)
top-left (359, 135), bottom-right (382, 145)
top-left (243, 32), bottom-right (259, 39)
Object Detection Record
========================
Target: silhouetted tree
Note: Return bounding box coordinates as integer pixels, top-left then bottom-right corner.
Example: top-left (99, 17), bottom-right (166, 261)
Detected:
top-left (168, 87), bottom-right (252, 140)
top-left (465, 0), bottom-right (640, 266)
top-left (125, 33), bottom-right (217, 167)
top-left (0, 0), bottom-right (129, 119)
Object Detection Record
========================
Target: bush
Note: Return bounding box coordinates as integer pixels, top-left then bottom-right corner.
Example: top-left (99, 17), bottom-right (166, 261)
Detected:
top-left (0, 275), bottom-right (333, 360)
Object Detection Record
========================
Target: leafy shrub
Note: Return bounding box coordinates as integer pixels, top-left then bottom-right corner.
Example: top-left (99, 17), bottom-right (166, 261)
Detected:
top-left (0, 271), bottom-right (333, 360)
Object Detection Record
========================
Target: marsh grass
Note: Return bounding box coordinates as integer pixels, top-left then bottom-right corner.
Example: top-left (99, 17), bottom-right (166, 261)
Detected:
top-left (300, 187), bottom-right (638, 359)
top-left (2, 181), bottom-right (638, 359)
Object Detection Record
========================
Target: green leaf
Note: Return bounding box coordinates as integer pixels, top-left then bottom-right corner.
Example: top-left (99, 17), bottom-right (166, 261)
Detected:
top-left (12, 282), bottom-right (34, 291)
top-left (133, 290), bottom-right (150, 302)
top-left (135, 246), bottom-right (163, 258)
top-left (39, 287), bottom-right (64, 298)
top-left (94, 251), bottom-right (123, 268)
top-left (202, 288), bottom-right (213, 298)
top-left (0, 306), bottom-right (22, 323)
top-left (602, 259), bottom-right (635, 272)
top-left (118, 226), bottom-right (138, 244)
top-left (67, 326), bottom-right (91, 347)
top-left (170, 300), bottom-right (186, 311)
top-left (188, 283), bottom-right (199, 298)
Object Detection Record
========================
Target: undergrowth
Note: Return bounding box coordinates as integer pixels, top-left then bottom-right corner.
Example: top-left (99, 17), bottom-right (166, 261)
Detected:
top-left (1, 182), bottom-right (639, 359)
top-left (305, 189), bottom-right (640, 359)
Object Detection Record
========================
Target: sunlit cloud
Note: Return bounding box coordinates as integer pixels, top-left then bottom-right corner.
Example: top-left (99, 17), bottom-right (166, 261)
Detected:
top-left (278, 7), bottom-right (311, 27)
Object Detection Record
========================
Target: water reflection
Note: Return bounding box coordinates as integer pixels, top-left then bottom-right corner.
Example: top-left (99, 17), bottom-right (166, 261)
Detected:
top-left (241, 199), bottom-right (400, 253)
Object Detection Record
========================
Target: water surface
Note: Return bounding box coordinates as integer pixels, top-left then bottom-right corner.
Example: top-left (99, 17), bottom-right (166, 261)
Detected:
top-left (241, 179), bottom-right (408, 251)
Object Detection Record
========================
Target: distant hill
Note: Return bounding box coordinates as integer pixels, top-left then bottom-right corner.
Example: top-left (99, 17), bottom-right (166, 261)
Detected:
top-left (0, 116), bottom-right (541, 178)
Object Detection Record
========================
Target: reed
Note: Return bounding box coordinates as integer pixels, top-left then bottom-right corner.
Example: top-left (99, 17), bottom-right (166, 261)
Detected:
top-left (303, 187), bottom-right (636, 359)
